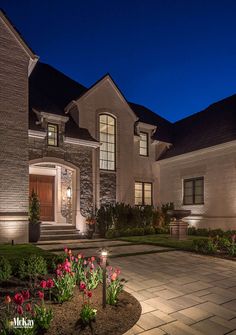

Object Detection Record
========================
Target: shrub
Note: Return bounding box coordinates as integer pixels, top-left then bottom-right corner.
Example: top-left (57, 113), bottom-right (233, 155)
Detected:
top-left (18, 255), bottom-right (47, 280)
top-left (209, 228), bottom-right (224, 237)
top-left (144, 226), bottom-right (155, 235)
top-left (0, 256), bottom-right (11, 281)
top-left (193, 238), bottom-right (217, 254)
top-left (29, 190), bottom-right (40, 224)
top-left (105, 229), bottom-right (121, 239)
top-left (96, 204), bottom-right (114, 237)
top-left (154, 226), bottom-right (169, 234)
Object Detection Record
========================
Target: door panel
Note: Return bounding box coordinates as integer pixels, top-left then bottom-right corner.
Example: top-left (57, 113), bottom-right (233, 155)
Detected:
top-left (29, 175), bottom-right (55, 221)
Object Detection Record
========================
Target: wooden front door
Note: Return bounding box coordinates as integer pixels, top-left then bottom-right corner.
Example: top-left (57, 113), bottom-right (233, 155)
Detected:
top-left (29, 175), bottom-right (55, 221)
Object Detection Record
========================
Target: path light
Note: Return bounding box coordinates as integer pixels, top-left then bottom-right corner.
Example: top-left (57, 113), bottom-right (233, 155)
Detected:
top-left (101, 248), bottom-right (108, 309)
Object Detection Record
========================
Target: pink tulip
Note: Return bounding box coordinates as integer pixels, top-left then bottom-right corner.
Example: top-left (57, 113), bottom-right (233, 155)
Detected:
top-left (111, 272), bottom-right (118, 281)
top-left (46, 279), bottom-right (54, 288)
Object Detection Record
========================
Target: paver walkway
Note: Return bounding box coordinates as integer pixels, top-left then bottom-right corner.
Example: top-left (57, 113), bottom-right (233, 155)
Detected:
top-left (115, 251), bottom-right (236, 335)
top-left (40, 241), bottom-right (236, 334)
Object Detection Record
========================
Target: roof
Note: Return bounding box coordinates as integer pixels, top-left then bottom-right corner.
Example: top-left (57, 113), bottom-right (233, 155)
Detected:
top-left (129, 102), bottom-right (173, 143)
top-left (160, 94), bottom-right (236, 160)
top-left (29, 62), bottom-right (97, 142)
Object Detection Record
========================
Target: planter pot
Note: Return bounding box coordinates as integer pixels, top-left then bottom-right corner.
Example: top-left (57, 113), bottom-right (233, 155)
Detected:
top-left (29, 221), bottom-right (41, 243)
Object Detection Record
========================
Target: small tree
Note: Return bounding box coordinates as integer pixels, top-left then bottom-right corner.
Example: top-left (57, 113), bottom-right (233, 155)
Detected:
top-left (29, 190), bottom-right (40, 224)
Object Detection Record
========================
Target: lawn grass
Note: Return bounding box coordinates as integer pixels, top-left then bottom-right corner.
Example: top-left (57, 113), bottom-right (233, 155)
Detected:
top-left (118, 234), bottom-right (208, 251)
top-left (0, 243), bottom-right (52, 262)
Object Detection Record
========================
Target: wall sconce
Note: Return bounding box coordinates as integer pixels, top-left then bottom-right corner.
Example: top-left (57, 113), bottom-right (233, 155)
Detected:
top-left (66, 186), bottom-right (72, 198)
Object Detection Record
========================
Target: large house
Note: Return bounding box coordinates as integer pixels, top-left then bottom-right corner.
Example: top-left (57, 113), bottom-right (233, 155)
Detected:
top-left (1, 10), bottom-right (236, 243)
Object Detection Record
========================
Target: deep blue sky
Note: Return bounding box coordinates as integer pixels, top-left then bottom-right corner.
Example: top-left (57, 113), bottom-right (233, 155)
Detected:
top-left (1, 0), bottom-right (236, 122)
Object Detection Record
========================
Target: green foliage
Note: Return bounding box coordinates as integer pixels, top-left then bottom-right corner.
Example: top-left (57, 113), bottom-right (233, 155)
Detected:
top-left (96, 204), bottom-right (114, 237)
top-left (80, 303), bottom-right (97, 325)
top-left (154, 226), bottom-right (170, 234)
top-left (107, 281), bottom-right (124, 305)
top-left (97, 202), bottom-right (173, 237)
top-left (18, 255), bottom-right (47, 280)
top-left (192, 238), bottom-right (217, 254)
top-left (53, 272), bottom-right (76, 303)
top-left (46, 253), bottom-right (67, 272)
top-left (0, 256), bottom-right (11, 281)
top-left (34, 304), bottom-right (53, 331)
top-left (29, 191), bottom-right (40, 224)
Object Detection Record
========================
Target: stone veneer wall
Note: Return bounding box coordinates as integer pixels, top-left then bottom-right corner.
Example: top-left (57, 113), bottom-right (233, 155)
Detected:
top-left (0, 17), bottom-right (30, 243)
top-left (29, 138), bottom-right (94, 219)
top-left (100, 172), bottom-right (116, 205)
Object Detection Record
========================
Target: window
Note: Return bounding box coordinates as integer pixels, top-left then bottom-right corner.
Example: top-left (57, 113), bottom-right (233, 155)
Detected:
top-left (47, 124), bottom-right (58, 146)
top-left (183, 177), bottom-right (204, 205)
top-left (99, 114), bottom-right (116, 171)
top-left (139, 132), bottom-right (148, 156)
top-left (135, 182), bottom-right (152, 205)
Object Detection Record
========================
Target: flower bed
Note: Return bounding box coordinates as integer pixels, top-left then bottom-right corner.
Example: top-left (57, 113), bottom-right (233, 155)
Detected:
top-left (0, 248), bottom-right (141, 335)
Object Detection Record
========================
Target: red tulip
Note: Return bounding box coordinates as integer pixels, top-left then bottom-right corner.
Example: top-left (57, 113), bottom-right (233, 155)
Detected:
top-left (22, 290), bottom-right (30, 300)
top-left (40, 280), bottom-right (47, 289)
top-left (38, 291), bottom-right (44, 300)
top-left (79, 282), bottom-right (86, 291)
top-left (17, 305), bottom-right (24, 315)
top-left (91, 256), bottom-right (95, 262)
top-left (26, 303), bottom-right (32, 312)
top-left (13, 293), bottom-right (24, 305)
top-left (46, 279), bottom-right (54, 288)
top-left (87, 291), bottom-right (92, 298)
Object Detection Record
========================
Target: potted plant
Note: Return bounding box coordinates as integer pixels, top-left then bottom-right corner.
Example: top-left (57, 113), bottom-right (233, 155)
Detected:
top-left (29, 190), bottom-right (41, 242)
top-left (86, 214), bottom-right (96, 239)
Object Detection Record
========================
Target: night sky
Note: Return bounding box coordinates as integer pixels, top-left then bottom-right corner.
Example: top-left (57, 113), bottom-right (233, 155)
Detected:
top-left (1, 0), bottom-right (236, 122)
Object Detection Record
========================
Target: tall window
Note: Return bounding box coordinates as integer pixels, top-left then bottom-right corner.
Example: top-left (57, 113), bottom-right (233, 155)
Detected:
top-left (99, 114), bottom-right (116, 170)
top-left (47, 124), bottom-right (58, 146)
top-left (135, 182), bottom-right (152, 205)
top-left (183, 177), bottom-right (204, 205)
top-left (139, 132), bottom-right (148, 156)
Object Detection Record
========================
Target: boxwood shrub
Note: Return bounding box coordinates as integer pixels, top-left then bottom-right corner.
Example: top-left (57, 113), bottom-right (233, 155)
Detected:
top-left (0, 256), bottom-right (12, 281)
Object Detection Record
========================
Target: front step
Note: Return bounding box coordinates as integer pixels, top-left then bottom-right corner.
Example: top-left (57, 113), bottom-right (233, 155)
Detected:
top-left (39, 224), bottom-right (82, 242)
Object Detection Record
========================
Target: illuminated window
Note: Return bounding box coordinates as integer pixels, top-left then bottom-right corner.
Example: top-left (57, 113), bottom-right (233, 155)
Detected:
top-left (139, 132), bottom-right (148, 156)
top-left (135, 182), bottom-right (152, 205)
top-left (183, 177), bottom-right (204, 205)
top-left (99, 114), bottom-right (116, 171)
top-left (47, 124), bottom-right (58, 146)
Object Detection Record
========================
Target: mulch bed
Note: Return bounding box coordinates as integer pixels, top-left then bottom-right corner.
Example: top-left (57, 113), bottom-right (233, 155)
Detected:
top-left (46, 286), bottom-right (141, 335)
top-left (0, 281), bottom-right (141, 335)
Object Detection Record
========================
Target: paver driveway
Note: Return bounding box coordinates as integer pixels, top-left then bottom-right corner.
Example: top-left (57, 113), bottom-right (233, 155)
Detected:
top-left (111, 250), bottom-right (236, 335)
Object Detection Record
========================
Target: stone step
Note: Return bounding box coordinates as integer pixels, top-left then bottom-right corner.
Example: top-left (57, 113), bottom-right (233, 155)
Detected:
top-left (40, 229), bottom-right (79, 236)
top-left (39, 233), bottom-right (82, 241)
top-left (41, 224), bottom-right (75, 231)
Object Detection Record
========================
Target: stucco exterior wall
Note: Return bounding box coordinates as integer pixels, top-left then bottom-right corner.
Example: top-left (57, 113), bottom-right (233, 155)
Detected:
top-left (73, 79), bottom-right (159, 207)
top-left (158, 142), bottom-right (236, 230)
top-left (0, 17), bottom-right (30, 243)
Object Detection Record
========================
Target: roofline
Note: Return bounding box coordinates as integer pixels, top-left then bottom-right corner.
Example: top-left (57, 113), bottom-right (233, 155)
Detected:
top-left (157, 139), bottom-right (236, 164)
top-left (0, 9), bottom-right (39, 74)
top-left (69, 73), bottom-right (138, 121)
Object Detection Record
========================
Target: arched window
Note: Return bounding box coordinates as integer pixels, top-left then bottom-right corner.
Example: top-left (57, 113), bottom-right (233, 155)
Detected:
top-left (99, 114), bottom-right (116, 170)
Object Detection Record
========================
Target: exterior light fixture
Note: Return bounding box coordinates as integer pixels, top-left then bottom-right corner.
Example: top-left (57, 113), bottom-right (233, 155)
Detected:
top-left (66, 186), bottom-right (72, 198)
top-left (100, 248), bottom-right (108, 308)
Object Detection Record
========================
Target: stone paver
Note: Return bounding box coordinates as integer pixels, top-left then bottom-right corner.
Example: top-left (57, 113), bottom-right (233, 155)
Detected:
top-left (110, 250), bottom-right (236, 335)
top-left (39, 240), bottom-right (236, 334)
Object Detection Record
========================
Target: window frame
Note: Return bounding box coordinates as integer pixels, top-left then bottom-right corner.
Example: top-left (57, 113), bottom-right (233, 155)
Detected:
top-left (139, 132), bottom-right (149, 157)
top-left (183, 177), bottom-right (204, 205)
top-left (135, 181), bottom-right (153, 206)
top-left (47, 123), bottom-right (58, 147)
top-left (99, 114), bottom-right (116, 171)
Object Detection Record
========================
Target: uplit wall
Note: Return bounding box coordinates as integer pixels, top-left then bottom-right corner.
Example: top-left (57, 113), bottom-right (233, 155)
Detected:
top-left (158, 141), bottom-right (236, 230)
